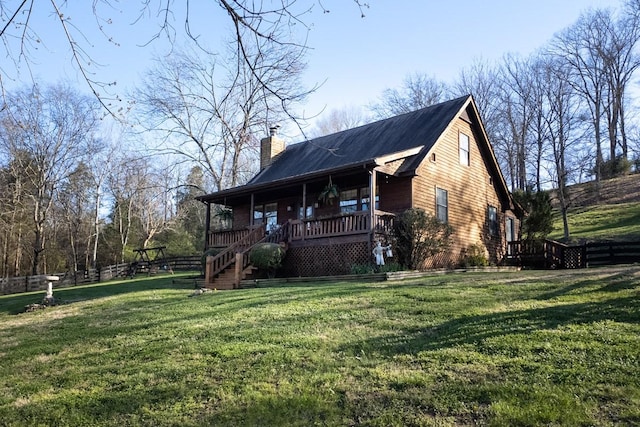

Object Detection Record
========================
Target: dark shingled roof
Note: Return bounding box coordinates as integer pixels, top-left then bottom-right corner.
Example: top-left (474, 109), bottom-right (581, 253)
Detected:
top-left (248, 95), bottom-right (470, 185)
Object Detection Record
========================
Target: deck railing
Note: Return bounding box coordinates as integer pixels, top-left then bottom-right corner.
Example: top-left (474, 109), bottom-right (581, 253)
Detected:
top-left (373, 211), bottom-right (395, 234)
top-left (290, 211), bottom-right (365, 240)
top-left (507, 239), bottom-right (570, 268)
top-left (207, 228), bottom-right (253, 248)
top-left (508, 239), bottom-right (640, 269)
top-left (207, 210), bottom-right (395, 248)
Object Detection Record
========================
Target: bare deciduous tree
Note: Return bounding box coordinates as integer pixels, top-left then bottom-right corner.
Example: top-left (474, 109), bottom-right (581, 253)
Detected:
top-left (135, 37), bottom-right (307, 191)
top-left (56, 163), bottom-right (94, 273)
top-left (550, 10), bottom-right (608, 183)
top-left (106, 156), bottom-right (147, 264)
top-left (498, 53), bottom-right (539, 191)
top-left (601, 4), bottom-right (640, 161)
top-left (551, 4), bottom-right (640, 182)
top-left (452, 58), bottom-right (501, 126)
top-left (539, 58), bottom-right (583, 240)
top-left (0, 83), bottom-right (101, 275)
top-left (309, 106), bottom-right (368, 137)
top-left (0, 151), bottom-right (32, 277)
top-left (370, 73), bottom-right (448, 119)
top-left (0, 1), bottom-right (368, 117)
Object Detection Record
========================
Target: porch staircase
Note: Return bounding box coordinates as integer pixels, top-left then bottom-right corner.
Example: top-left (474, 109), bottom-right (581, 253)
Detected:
top-left (207, 258), bottom-right (258, 290)
top-left (203, 222), bottom-right (290, 290)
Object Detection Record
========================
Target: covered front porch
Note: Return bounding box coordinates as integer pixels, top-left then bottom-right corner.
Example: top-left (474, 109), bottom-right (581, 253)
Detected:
top-left (201, 164), bottom-right (408, 249)
top-left (196, 162), bottom-right (413, 281)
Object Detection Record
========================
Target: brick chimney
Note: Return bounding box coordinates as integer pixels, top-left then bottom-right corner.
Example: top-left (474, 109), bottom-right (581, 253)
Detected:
top-left (260, 125), bottom-right (285, 169)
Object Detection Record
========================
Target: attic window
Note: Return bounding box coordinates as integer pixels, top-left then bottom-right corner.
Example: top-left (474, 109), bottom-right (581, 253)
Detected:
top-left (459, 132), bottom-right (470, 166)
top-left (430, 153), bottom-right (436, 162)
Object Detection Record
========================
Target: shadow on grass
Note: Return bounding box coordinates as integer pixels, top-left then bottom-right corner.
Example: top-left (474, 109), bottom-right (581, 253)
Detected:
top-left (534, 267), bottom-right (640, 300)
top-left (0, 273), bottom-right (199, 315)
top-left (0, 276), bottom-right (397, 352)
top-left (2, 270), bottom-right (639, 426)
top-left (341, 294), bottom-right (640, 357)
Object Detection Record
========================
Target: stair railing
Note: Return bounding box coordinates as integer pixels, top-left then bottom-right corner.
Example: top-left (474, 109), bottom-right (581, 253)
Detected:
top-left (206, 220), bottom-right (293, 288)
top-left (205, 224), bottom-right (266, 284)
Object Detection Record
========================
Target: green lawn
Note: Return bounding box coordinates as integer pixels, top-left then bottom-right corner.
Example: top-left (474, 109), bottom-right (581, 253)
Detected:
top-left (550, 201), bottom-right (640, 242)
top-left (1, 268), bottom-right (639, 426)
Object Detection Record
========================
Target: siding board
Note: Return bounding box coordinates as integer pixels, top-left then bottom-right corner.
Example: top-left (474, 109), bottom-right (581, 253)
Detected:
top-left (413, 115), bottom-right (508, 267)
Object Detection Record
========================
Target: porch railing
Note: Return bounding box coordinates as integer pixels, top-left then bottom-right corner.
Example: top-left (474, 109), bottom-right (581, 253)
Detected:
top-left (207, 210), bottom-right (396, 248)
top-left (289, 211), bottom-right (368, 240)
top-left (506, 239), bottom-right (570, 268)
top-left (289, 210), bottom-right (395, 241)
top-left (207, 228), bottom-right (252, 248)
top-left (373, 211), bottom-right (395, 234)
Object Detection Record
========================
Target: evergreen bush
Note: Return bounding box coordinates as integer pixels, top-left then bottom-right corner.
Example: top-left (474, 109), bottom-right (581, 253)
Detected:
top-left (249, 243), bottom-right (285, 278)
top-left (460, 243), bottom-right (489, 267)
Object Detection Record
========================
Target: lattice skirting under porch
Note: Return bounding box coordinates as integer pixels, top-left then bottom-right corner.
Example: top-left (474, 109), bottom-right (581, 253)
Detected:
top-left (282, 241), bottom-right (371, 277)
top-left (563, 246), bottom-right (585, 269)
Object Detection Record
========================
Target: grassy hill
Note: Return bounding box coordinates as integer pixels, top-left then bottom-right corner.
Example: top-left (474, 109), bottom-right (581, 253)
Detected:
top-left (1, 270), bottom-right (639, 426)
top-left (549, 174), bottom-right (640, 242)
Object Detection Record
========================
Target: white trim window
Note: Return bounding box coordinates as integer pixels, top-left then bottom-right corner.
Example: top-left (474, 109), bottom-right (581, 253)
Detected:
top-left (459, 132), bottom-right (470, 166)
top-left (436, 187), bottom-right (448, 223)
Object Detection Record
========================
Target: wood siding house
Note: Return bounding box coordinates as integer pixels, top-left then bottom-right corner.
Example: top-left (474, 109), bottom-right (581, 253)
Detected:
top-left (197, 95), bottom-right (521, 288)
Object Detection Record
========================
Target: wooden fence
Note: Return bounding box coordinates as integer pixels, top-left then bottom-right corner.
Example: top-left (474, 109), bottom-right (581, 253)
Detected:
top-left (0, 256), bottom-right (202, 296)
top-left (507, 240), bottom-right (640, 269)
top-left (584, 241), bottom-right (640, 267)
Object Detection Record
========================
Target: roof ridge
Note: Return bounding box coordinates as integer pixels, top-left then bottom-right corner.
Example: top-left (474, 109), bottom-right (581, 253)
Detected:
top-left (297, 94), bottom-right (471, 148)
top-left (246, 95), bottom-right (471, 186)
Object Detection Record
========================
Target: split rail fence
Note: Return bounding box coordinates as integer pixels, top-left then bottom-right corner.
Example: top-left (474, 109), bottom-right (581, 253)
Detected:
top-left (0, 256), bottom-right (202, 296)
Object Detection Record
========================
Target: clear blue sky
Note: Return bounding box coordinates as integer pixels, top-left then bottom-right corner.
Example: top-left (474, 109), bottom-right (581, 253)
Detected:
top-left (5, 0), bottom-right (623, 129)
top-left (302, 0), bottom-right (623, 118)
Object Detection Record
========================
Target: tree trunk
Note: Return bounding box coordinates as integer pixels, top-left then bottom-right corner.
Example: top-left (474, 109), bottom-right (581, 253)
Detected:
top-left (32, 227), bottom-right (43, 276)
top-left (91, 189), bottom-right (101, 269)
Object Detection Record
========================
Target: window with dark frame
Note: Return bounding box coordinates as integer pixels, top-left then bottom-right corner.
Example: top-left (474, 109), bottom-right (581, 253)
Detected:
top-left (339, 189), bottom-right (358, 213)
top-left (436, 187), bottom-right (448, 223)
top-left (506, 216), bottom-right (515, 256)
top-left (360, 186), bottom-right (379, 211)
top-left (488, 205), bottom-right (499, 236)
top-left (298, 204), bottom-right (313, 220)
top-left (339, 186), bottom-right (379, 213)
top-left (253, 204), bottom-right (264, 224)
top-left (254, 203), bottom-right (278, 232)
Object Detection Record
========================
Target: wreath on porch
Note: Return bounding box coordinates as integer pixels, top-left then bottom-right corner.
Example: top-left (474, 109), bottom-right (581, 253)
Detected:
top-left (318, 176), bottom-right (339, 205)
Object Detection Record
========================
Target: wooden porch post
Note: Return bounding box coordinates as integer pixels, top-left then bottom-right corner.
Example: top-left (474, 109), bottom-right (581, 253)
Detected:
top-left (234, 252), bottom-right (243, 289)
top-left (370, 167), bottom-right (377, 232)
top-left (302, 183), bottom-right (307, 218)
top-left (369, 167), bottom-right (377, 260)
top-left (250, 193), bottom-right (255, 227)
top-left (204, 202), bottom-right (211, 251)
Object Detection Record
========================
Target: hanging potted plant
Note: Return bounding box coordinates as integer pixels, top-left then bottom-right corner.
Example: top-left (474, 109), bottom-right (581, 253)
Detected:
top-left (214, 207), bottom-right (233, 229)
top-left (318, 176), bottom-right (339, 206)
